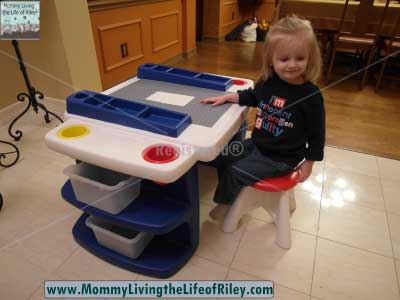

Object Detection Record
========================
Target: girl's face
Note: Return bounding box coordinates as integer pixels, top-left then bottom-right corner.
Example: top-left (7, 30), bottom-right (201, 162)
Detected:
top-left (271, 35), bottom-right (309, 84)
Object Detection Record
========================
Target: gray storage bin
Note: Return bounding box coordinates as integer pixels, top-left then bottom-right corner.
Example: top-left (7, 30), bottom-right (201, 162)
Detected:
top-left (64, 162), bottom-right (141, 214)
top-left (86, 215), bottom-right (153, 259)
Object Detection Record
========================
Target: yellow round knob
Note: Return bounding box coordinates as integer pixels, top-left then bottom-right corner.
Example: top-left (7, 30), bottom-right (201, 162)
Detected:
top-left (57, 125), bottom-right (90, 139)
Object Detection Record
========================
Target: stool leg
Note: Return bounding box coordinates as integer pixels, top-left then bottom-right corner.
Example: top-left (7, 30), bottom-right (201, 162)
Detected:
top-left (276, 191), bottom-right (292, 249)
top-left (222, 188), bottom-right (261, 233)
top-left (289, 189), bottom-right (296, 213)
top-left (262, 193), bottom-right (280, 226)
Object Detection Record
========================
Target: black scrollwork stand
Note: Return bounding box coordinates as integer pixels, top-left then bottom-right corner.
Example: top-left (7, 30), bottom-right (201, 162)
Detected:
top-left (2, 39), bottom-right (63, 211)
top-left (0, 139), bottom-right (20, 210)
top-left (8, 39), bottom-right (63, 141)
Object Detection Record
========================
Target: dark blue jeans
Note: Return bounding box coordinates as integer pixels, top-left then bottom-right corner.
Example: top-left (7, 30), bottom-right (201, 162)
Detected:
top-left (213, 139), bottom-right (293, 205)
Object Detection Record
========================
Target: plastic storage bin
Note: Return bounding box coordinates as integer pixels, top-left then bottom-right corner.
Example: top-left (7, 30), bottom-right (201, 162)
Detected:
top-left (86, 215), bottom-right (153, 259)
top-left (64, 163), bottom-right (141, 214)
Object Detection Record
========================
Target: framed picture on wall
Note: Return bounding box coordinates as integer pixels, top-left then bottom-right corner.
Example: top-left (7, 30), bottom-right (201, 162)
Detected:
top-left (0, 0), bottom-right (40, 40)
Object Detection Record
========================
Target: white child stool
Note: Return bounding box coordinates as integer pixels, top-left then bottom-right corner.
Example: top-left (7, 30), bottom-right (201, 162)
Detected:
top-left (222, 171), bottom-right (301, 249)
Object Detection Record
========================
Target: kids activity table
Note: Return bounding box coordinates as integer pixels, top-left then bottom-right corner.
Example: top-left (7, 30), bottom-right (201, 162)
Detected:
top-left (45, 64), bottom-right (252, 278)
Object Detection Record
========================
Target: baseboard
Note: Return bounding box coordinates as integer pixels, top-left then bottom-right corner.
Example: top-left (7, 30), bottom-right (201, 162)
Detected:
top-left (0, 101), bottom-right (25, 128)
top-left (162, 53), bottom-right (185, 66)
top-left (201, 37), bottom-right (225, 43)
top-left (0, 97), bottom-right (65, 128)
top-left (41, 97), bottom-right (66, 116)
top-left (183, 48), bottom-right (197, 59)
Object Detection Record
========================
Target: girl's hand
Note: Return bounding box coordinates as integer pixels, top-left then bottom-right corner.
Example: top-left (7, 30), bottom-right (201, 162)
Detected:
top-left (201, 93), bottom-right (239, 106)
top-left (297, 160), bottom-right (314, 182)
top-left (200, 96), bottom-right (227, 106)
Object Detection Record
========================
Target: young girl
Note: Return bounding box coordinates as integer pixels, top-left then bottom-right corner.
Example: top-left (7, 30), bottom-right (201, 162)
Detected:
top-left (201, 15), bottom-right (325, 219)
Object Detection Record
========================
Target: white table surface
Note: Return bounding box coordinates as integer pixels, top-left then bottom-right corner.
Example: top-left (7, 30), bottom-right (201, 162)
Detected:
top-left (45, 76), bottom-right (252, 183)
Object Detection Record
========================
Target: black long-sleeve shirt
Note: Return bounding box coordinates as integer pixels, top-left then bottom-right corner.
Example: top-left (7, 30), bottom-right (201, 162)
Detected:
top-left (238, 75), bottom-right (325, 168)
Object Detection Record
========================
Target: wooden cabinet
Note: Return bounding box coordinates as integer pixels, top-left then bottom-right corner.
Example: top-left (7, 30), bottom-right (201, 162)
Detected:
top-left (254, 0), bottom-right (276, 21)
top-left (89, 0), bottom-right (183, 89)
top-left (240, 0), bottom-right (276, 21)
top-left (222, 1), bottom-right (241, 33)
top-left (203, 0), bottom-right (275, 40)
top-left (203, 0), bottom-right (242, 40)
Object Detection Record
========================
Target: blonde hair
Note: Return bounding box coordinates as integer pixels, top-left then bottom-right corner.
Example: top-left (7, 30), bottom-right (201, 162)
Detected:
top-left (261, 15), bottom-right (322, 83)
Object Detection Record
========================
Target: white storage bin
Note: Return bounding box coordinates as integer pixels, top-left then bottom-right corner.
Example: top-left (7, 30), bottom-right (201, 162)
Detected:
top-left (86, 215), bottom-right (153, 259)
top-left (64, 162), bottom-right (141, 214)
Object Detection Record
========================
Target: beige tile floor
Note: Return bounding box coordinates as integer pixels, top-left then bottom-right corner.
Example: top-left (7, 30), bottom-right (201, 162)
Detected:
top-left (1, 111), bottom-right (400, 300)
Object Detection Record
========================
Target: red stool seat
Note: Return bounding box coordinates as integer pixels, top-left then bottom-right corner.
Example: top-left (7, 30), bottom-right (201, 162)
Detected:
top-left (252, 170), bottom-right (301, 192)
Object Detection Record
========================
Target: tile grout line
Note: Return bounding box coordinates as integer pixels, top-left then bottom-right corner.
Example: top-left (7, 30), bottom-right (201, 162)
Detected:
top-left (223, 215), bottom-right (249, 280)
top-left (324, 165), bottom-right (381, 180)
top-left (321, 165), bottom-right (387, 213)
top-left (27, 279), bottom-right (50, 300)
top-left (221, 156), bottom-right (328, 297)
top-left (309, 155), bottom-right (326, 300)
top-left (383, 209), bottom-right (400, 219)
top-left (317, 158), bottom-right (395, 259)
top-left (193, 204), bottom-right (250, 279)
top-left (324, 147), bottom-right (382, 179)
top-left (325, 144), bottom-right (383, 160)
top-left (228, 266), bottom-right (311, 298)
top-left (194, 214), bottom-right (317, 295)
top-left (318, 191), bottom-right (387, 215)
top-left (251, 213), bottom-right (319, 238)
top-left (4, 113), bottom-right (399, 298)
top-left (0, 206), bottom-right (83, 253)
top-left (316, 236), bottom-right (395, 260)
top-left (25, 247), bottom-right (80, 300)
top-left (51, 246), bottom-right (81, 278)
top-left (376, 157), bottom-right (400, 297)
